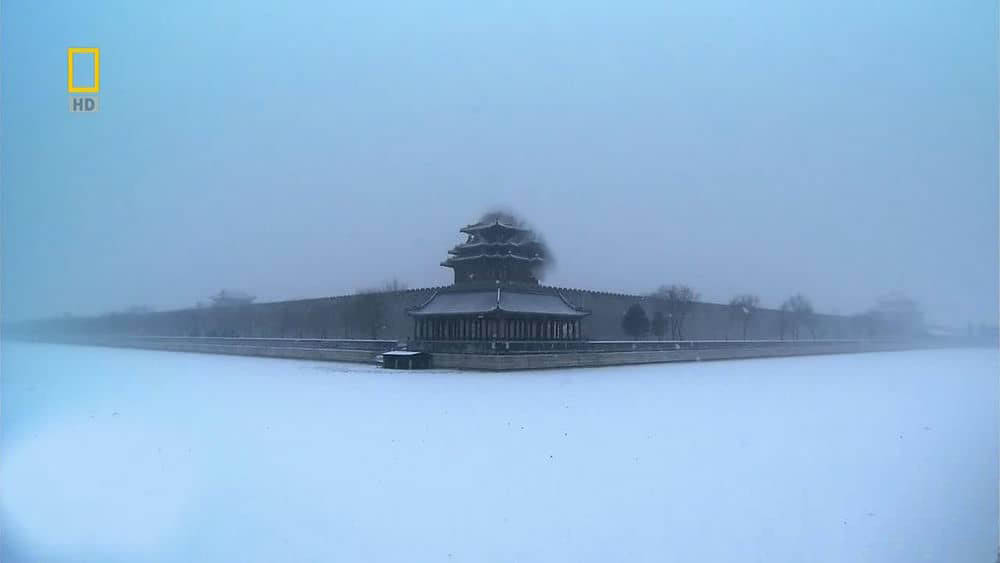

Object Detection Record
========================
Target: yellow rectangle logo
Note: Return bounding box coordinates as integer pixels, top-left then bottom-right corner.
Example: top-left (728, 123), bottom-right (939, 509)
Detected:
top-left (67, 47), bottom-right (100, 93)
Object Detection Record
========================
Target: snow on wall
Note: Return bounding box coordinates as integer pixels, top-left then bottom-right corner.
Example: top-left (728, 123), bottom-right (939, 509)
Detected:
top-left (14, 287), bottom-right (865, 342)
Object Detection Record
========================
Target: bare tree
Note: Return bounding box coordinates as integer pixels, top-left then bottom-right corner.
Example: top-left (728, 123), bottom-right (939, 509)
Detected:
top-left (382, 278), bottom-right (408, 293)
top-left (782, 294), bottom-right (815, 340)
top-left (728, 294), bottom-right (759, 340)
top-left (351, 279), bottom-right (408, 339)
top-left (653, 284), bottom-right (699, 340)
top-left (869, 293), bottom-right (924, 337)
top-left (338, 297), bottom-right (356, 338)
top-left (352, 288), bottom-right (387, 339)
top-left (651, 311), bottom-right (666, 340)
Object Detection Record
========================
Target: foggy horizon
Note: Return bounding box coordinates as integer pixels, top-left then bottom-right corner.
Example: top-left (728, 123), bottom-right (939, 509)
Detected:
top-left (3, 1), bottom-right (997, 327)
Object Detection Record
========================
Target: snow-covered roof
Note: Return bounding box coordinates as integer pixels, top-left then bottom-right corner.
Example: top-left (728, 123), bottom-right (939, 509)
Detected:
top-left (442, 253), bottom-right (543, 265)
top-left (408, 288), bottom-right (588, 318)
top-left (460, 218), bottom-right (530, 234)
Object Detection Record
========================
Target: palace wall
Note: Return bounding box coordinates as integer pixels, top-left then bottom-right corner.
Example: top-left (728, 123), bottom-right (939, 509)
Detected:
top-left (556, 287), bottom-right (857, 340)
top-left (15, 286), bottom-right (867, 341)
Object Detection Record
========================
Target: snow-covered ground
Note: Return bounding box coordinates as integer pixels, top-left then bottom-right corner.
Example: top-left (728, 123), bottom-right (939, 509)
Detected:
top-left (1, 342), bottom-right (996, 562)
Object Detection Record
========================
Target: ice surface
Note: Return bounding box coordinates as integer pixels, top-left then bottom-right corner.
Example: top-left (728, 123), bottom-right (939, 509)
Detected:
top-left (1, 342), bottom-right (997, 562)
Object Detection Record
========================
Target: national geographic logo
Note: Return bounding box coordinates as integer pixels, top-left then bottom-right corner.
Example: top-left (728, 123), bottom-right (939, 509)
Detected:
top-left (68, 47), bottom-right (99, 113)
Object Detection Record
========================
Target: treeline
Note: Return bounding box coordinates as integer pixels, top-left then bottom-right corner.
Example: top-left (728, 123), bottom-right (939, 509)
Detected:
top-left (621, 285), bottom-right (924, 341)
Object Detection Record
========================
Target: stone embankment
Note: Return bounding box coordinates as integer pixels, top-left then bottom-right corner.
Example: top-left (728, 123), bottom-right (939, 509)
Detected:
top-left (18, 334), bottom-right (985, 371)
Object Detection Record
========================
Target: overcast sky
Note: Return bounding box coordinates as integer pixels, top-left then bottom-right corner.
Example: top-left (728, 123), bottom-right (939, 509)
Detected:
top-left (2, 1), bottom-right (997, 326)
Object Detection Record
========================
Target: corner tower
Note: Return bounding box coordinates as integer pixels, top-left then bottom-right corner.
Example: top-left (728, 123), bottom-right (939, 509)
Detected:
top-left (408, 215), bottom-right (589, 346)
top-left (443, 218), bottom-right (546, 285)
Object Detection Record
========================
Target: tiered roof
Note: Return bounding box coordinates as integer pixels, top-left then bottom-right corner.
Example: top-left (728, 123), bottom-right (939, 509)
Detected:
top-left (441, 218), bottom-right (547, 273)
top-left (408, 286), bottom-right (588, 318)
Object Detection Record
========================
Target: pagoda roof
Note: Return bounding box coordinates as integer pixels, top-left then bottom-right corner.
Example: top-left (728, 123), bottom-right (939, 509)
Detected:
top-left (441, 253), bottom-right (543, 267)
top-left (448, 239), bottom-right (540, 253)
top-left (460, 218), bottom-right (531, 235)
top-left (408, 287), bottom-right (589, 318)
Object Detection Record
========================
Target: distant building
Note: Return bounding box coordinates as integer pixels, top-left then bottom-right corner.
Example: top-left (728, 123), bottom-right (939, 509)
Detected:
top-left (408, 217), bottom-right (589, 345)
top-left (871, 292), bottom-right (924, 336)
top-left (210, 290), bottom-right (256, 308)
